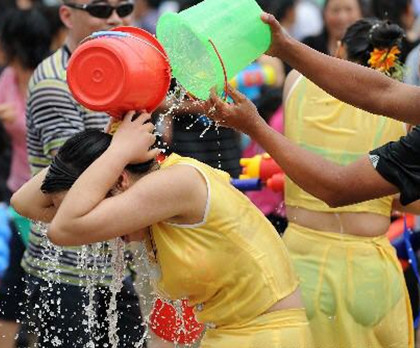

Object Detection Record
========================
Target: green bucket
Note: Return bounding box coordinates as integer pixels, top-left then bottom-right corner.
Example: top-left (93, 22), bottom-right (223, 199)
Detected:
top-left (156, 0), bottom-right (271, 100)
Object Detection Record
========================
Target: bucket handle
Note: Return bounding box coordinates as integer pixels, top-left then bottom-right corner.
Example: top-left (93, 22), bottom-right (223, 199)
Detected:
top-left (208, 39), bottom-right (229, 102)
top-left (80, 31), bottom-right (170, 62)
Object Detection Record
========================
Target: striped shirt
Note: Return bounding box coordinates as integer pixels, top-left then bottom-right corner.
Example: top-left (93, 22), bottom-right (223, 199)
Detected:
top-left (22, 46), bottom-right (119, 286)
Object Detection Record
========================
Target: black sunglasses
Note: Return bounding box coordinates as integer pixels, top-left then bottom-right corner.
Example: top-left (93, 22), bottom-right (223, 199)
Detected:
top-left (65, 2), bottom-right (134, 19)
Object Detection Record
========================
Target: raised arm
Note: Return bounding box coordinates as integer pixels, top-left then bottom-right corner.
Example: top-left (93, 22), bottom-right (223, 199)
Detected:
top-left (10, 168), bottom-right (56, 223)
top-left (207, 86), bottom-right (399, 207)
top-left (261, 13), bottom-right (420, 125)
top-left (48, 113), bottom-right (207, 246)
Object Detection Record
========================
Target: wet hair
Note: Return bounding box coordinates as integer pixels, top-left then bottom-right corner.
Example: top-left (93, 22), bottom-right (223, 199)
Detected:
top-left (341, 18), bottom-right (405, 67)
top-left (41, 130), bottom-right (155, 194)
top-left (0, 8), bottom-right (52, 70)
top-left (371, 0), bottom-right (411, 29)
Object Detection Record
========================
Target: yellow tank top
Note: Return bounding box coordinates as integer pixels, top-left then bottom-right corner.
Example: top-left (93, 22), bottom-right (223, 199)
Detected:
top-left (285, 76), bottom-right (406, 216)
top-left (148, 154), bottom-right (299, 327)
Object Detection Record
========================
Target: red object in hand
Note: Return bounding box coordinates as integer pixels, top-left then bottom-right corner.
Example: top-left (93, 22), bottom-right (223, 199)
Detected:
top-left (149, 299), bottom-right (205, 344)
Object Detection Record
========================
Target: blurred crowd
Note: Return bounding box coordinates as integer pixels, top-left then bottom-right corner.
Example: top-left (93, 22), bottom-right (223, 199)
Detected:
top-left (2, 0), bottom-right (420, 347)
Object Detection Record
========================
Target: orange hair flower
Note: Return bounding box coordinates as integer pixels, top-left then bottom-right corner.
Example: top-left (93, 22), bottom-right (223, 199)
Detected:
top-left (368, 46), bottom-right (401, 72)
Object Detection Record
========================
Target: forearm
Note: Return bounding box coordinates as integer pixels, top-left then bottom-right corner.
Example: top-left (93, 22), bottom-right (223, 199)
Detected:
top-left (10, 168), bottom-right (55, 222)
top-left (278, 37), bottom-right (419, 124)
top-left (250, 124), bottom-right (397, 207)
top-left (52, 148), bottom-right (126, 230)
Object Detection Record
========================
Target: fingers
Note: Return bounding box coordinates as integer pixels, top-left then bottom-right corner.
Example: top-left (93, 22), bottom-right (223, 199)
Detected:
top-left (226, 85), bottom-right (245, 104)
top-left (133, 112), bottom-right (152, 125)
top-left (261, 12), bottom-right (280, 31)
top-left (147, 132), bottom-right (157, 146)
top-left (145, 147), bottom-right (162, 162)
top-left (122, 111), bottom-right (152, 124)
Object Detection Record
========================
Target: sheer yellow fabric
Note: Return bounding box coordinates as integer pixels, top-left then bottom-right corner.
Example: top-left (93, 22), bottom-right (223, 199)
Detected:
top-left (149, 154), bottom-right (308, 345)
top-left (284, 223), bottom-right (413, 348)
top-left (284, 76), bottom-right (406, 216)
top-left (201, 309), bottom-right (314, 348)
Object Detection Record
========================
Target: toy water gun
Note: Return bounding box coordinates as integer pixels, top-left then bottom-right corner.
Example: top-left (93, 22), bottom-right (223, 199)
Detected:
top-left (229, 63), bottom-right (277, 101)
top-left (231, 153), bottom-right (284, 192)
top-left (0, 205), bottom-right (11, 278)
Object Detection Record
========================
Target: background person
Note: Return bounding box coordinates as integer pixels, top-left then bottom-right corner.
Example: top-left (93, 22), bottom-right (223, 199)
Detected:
top-left (17, 0), bottom-right (146, 346)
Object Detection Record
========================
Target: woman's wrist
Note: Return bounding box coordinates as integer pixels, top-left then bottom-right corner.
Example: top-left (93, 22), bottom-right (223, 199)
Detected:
top-left (105, 145), bottom-right (132, 168)
top-left (246, 117), bottom-right (270, 141)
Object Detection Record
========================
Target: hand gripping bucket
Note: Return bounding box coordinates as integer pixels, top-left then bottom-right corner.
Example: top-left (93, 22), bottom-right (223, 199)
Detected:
top-left (67, 26), bottom-right (171, 118)
top-left (156, 0), bottom-right (271, 100)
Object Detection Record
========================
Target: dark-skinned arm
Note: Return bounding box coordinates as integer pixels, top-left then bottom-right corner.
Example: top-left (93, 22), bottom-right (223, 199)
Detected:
top-left (207, 86), bottom-right (399, 207)
top-left (261, 13), bottom-right (420, 125)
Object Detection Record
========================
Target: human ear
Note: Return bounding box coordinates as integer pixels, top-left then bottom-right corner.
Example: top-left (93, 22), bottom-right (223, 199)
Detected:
top-left (59, 5), bottom-right (73, 30)
top-left (116, 171), bottom-right (131, 192)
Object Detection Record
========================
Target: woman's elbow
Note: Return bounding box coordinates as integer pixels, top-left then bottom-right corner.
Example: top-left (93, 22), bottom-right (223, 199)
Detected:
top-left (322, 189), bottom-right (352, 208)
top-left (48, 221), bottom-right (76, 247)
top-left (10, 192), bottom-right (26, 217)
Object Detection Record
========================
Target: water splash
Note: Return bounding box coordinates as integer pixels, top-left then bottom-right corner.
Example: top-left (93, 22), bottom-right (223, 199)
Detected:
top-left (107, 238), bottom-right (126, 348)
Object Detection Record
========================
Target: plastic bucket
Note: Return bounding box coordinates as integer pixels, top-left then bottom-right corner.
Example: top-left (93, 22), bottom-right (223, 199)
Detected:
top-left (67, 26), bottom-right (171, 118)
top-left (156, 0), bottom-right (270, 100)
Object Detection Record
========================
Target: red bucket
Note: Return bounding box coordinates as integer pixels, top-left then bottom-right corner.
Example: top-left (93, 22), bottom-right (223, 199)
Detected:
top-left (67, 26), bottom-right (171, 118)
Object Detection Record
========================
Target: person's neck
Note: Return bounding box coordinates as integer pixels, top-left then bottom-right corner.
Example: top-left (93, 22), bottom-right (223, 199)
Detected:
top-left (327, 36), bottom-right (339, 56)
top-left (65, 36), bottom-right (79, 54)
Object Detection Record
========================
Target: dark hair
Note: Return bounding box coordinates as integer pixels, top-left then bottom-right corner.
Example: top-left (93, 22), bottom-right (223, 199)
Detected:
top-left (40, 5), bottom-right (65, 39)
top-left (0, 8), bottom-right (52, 70)
top-left (41, 130), bottom-right (155, 193)
top-left (342, 18), bottom-right (405, 67)
top-left (371, 0), bottom-right (411, 28)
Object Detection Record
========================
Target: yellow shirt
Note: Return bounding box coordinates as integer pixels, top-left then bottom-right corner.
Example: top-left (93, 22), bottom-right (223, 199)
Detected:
top-left (148, 154), bottom-right (299, 327)
top-left (285, 76), bottom-right (406, 216)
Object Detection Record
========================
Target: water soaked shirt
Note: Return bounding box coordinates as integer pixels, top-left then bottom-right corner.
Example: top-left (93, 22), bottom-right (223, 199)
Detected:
top-left (285, 75), bottom-right (406, 216)
top-left (148, 154), bottom-right (299, 327)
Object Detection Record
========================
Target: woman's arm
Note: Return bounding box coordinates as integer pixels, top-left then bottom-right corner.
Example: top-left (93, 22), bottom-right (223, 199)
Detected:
top-left (48, 113), bottom-right (207, 246)
top-left (10, 168), bottom-right (56, 222)
top-left (207, 86), bottom-right (399, 207)
top-left (261, 13), bottom-right (420, 125)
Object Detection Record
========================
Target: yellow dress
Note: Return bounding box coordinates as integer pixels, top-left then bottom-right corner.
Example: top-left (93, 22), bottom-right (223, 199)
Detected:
top-left (284, 75), bottom-right (413, 348)
top-left (148, 154), bottom-right (314, 347)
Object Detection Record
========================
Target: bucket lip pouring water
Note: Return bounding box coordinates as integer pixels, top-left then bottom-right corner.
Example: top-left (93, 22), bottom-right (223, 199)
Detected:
top-left (157, 11), bottom-right (226, 100)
